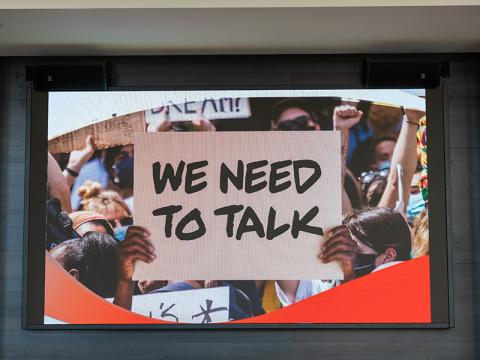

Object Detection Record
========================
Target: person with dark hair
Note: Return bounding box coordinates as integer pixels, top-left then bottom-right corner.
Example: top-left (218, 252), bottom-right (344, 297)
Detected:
top-left (49, 232), bottom-right (119, 298)
top-left (358, 169), bottom-right (389, 207)
top-left (113, 226), bottom-right (258, 319)
top-left (349, 136), bottom-right (397, 178)
top-left (270, 98), bottom-right (320, 131)
top-left (275, 207), bottom-right (411, 306)
top-left (371, 136), bottom-right (397, 171)
top-left (103, 144), bottom-right (134, 201)
top-left (343, 207), bottom-right (412, 275)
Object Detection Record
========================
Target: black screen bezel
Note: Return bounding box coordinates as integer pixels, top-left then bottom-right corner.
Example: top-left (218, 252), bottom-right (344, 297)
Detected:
top-left (22, 64), bottom-right (452, 329)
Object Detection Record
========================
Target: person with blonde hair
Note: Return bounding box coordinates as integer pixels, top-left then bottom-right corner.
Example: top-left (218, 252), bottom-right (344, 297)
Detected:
top-left (412, 209), bottom-right (429, 257)
top-left (78, 180), bottom-right (132, 231)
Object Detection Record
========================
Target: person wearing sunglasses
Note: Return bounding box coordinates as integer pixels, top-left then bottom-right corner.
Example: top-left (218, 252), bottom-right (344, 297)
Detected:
top-left (359, 169), bottom-right (389, 207)
top-left (271, 98), bottom-right (363, 215)
top-left (77, 180), bottom-right (133, 240)
top-left (69, 210), bottom-right (115, 238)
top-left (271, 98), bottom-right (321, 131)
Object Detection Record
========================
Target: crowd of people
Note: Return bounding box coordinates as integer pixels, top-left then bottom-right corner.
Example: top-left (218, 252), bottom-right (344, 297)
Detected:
top-left (46, 97), bottom-right (429, 320)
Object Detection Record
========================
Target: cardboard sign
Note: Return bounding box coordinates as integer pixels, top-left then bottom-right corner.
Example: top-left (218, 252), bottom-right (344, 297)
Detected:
top-left (145, 98), bottom-right (251, 122)
top-left (107, 286), bottom-right (230, 324)
top-left (48, 111), bottom-right (146, 154)
top-left (133, 131), bottom-right (343, 280)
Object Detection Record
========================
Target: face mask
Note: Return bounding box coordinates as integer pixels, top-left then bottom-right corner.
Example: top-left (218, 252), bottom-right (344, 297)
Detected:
top-left (378, 160), bottom-right (391, 172)
top-left (114, 225), bottom-right (130, 241)
top-left (113, 156), bottom-right (134, 189)
top-left (407, 191), bottom-right (426, 223)
top-left (354, 253), bottom-right (378, 277)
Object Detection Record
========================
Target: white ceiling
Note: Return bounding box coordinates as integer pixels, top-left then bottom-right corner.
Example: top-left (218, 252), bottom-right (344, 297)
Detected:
top-left (2, 0), bottom-right (480, 8)
top-left (0, 6), bottom-right (479, 56)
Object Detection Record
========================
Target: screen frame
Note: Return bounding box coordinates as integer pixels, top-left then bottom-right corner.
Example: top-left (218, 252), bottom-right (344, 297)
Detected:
top-left (22, 67), bottom-right (453, 329)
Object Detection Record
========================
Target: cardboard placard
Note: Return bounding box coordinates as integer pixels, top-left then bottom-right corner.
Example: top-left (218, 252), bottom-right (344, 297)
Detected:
top-left (133, 131), bottom-right (343, 280)
top-left (145, 98), bottom-right (251, 122)
top-left (108, 286), bottom-right (230, 324)
top-left (48, 111), bottom-right (146, 154)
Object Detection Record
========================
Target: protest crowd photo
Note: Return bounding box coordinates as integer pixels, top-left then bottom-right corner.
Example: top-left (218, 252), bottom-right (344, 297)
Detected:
top-left (46, 91), bottom-right (429, 323)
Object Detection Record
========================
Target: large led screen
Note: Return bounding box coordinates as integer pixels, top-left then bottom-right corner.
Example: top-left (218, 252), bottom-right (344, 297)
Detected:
top-left (29, 88), bottom-right (445, 326)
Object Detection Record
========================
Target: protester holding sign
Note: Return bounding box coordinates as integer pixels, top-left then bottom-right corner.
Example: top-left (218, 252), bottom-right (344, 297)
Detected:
top-left (343, 207), bottom-right (412, 273)
top-left (112, 226), bottom-right (256, 320)
top-left (113, 226), bottom-right (156, 310)
top-left (276, 225), bottom-right (358, 305)
top-left (147, 108), bottom-right (216, 132)
top-left (275, 207), bottom-right (412, 306)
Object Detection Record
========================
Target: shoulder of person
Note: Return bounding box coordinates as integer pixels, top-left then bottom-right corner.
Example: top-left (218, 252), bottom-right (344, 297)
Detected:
top-left (372, 261), bottom-right (403, 273)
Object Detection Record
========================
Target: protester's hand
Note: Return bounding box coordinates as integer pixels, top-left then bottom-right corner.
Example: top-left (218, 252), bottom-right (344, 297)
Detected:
top-left (191, 109), bottom-right (216, 132)
top-left (117, 226), bottom-right (156, 282)
top-left (67, 135), bottom-right (96, 173)
top-left (333, 105), bottom-right (363, 131)
top-left (138, 280), bottom-right (167, 294)
top-left (404, 108), bottom-right (422, 126)
top-left (204, 280), bottom-right (221, 288)
top-left (319, 225), bottom-right (358, 281)
top-left (147, 108), bottom-right (171, 132)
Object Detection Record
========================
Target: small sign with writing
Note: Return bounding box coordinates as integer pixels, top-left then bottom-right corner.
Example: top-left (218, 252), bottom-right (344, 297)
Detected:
top-left (146, 98), bottom-right (251, 122)
top-left (110, 286), bottom-right (230, 324)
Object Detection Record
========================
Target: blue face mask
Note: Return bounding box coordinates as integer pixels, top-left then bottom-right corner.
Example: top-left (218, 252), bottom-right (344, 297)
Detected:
top-left (407, 191), bottom-right (426, 223)
top-left (114, 225), bottom-right (130, 241)
top-left (378, 160), bottom-right (391, 172)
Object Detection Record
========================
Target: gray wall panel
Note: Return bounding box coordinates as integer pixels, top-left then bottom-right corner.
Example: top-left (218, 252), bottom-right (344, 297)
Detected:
top-left (0, 56), bottom-right (479, 359)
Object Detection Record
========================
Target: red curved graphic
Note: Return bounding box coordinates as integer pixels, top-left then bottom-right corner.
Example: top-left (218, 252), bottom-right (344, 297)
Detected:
top-left (45, 252), bottom-right (430, 324)
top-left (233, 255), bottom-right (431, 323)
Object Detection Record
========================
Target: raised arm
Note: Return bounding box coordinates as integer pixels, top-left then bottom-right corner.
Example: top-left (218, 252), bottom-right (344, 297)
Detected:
top-left (147, 108), bottom-right (216, 132)
top-left (48, 152), bottom-right (72, 213)
top-left (333, 105), bottom-right (363, 214)
top-left (378, 108), bottom-right (420, 211)
top-left (62, 135), bottom-right (96, 188)
top-left (191, 109), bottom-right (216, 131)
